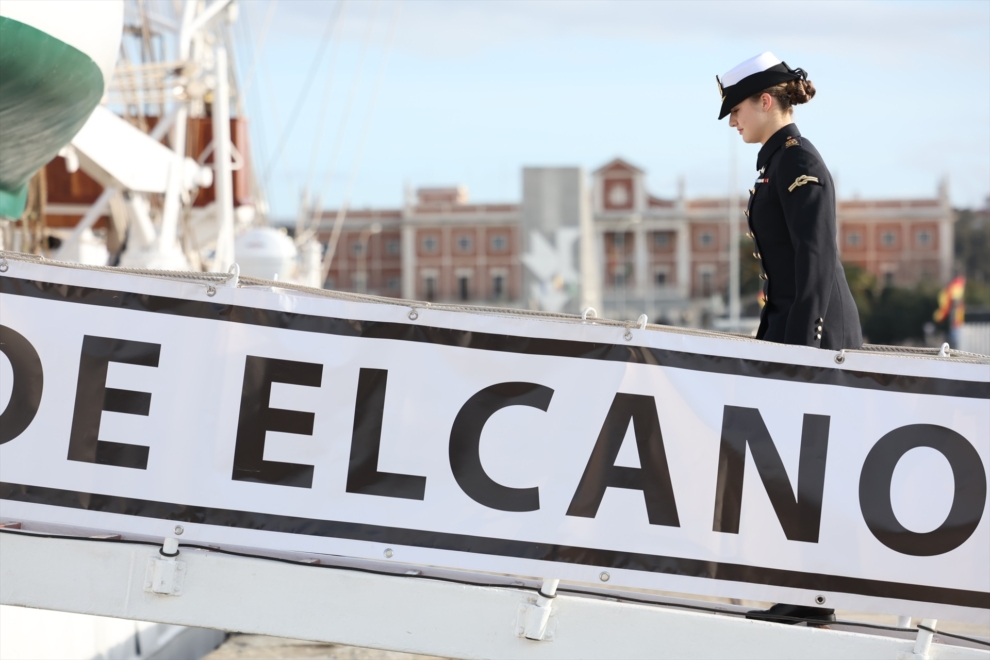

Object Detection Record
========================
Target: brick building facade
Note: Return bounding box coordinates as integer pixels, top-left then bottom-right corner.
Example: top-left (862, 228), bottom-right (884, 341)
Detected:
top-left (304, 159), bottom-right (954, 321)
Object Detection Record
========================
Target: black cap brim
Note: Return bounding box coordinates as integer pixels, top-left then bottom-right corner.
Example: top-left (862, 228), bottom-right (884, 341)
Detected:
top-left (718, 65), bottom-right (801, 119)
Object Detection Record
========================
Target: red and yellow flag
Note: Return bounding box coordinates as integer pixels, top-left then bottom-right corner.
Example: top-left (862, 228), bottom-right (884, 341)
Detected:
top-left (933, 276), bottom-right (965, 326)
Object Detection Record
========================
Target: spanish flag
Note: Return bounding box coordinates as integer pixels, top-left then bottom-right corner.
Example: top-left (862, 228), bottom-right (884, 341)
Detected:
top-left (934, 276), bottom-right (965, 327)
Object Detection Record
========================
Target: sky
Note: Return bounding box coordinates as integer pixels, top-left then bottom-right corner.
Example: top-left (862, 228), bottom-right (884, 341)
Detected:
top-left (228, 0), bottom-right (990, 218)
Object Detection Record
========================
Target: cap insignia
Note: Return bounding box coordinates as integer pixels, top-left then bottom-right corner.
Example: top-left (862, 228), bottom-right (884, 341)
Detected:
top-left (716, 75), bottom-right (725, 102)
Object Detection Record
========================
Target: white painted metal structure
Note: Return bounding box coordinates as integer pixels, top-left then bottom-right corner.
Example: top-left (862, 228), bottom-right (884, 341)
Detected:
top-left (1, 530), bottom-right (986, 660)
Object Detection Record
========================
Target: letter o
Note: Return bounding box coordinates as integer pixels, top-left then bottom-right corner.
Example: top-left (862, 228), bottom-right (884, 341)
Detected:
top-left (859, 424), bottom-right (987, 556)
top-left (0, 325), bottom-right (44, 444)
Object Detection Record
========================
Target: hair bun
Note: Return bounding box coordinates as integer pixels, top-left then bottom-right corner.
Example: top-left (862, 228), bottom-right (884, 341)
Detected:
top-left (785, 79), bottom-right (816, 105)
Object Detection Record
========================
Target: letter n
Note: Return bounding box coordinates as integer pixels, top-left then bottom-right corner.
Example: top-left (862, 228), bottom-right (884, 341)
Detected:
top-left (712, 405), bottom-right (830, 543)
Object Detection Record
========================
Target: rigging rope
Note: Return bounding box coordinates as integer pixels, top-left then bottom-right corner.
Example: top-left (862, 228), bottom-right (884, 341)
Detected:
top-left (303, 0), bottom-right (351, 202)
top-left (262, 1), bottom-right (347, 192)
top-left (320, 0), bottom-right (402, 283)
top-left (295, 0), bottom-right (381, 248)
top-left (240, 0), bottom-right (280, 101)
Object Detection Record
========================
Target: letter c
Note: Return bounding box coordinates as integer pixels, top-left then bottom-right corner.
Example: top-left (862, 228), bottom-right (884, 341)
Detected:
top-left (449, 382), bottom-right (553, 512)
top-left (0, 325), bottom-right (44, 444)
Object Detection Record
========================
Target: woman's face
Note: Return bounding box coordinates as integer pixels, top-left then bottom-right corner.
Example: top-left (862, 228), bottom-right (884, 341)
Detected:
top-left (728, 96), bottom-right (769, 144)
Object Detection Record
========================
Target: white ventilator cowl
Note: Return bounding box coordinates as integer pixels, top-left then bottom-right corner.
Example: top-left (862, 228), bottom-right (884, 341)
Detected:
top-left (721, 52), bottom-right (782, 87)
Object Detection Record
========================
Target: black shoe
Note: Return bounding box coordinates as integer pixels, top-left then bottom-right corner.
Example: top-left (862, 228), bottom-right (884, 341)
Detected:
top-left (746, 604), bottom-right (835, 626)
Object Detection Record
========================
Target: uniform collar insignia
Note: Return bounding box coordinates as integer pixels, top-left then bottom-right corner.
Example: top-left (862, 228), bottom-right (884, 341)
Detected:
top-left (757, 124), bottom-right (801, 171)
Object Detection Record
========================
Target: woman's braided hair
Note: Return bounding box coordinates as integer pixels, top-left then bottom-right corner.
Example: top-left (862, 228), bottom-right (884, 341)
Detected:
top-left (749, 78), bottom-right (816, 112)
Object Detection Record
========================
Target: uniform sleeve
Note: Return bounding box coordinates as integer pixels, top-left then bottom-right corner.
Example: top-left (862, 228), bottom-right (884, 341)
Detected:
top-left (774, 146), bottom-right (836, 346)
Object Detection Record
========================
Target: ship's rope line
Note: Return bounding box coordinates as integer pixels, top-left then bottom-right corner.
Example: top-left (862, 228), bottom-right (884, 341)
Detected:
top-left (262, 1), bottom-right (347, 191)
top-left (320, 0), bottom-right (401, 282)
top-left (2, 250), bottom-right (988, 364)
top-left (240, 0), bottom-right (280, 102)
top-left (1, 529), bottom-right (987, 647)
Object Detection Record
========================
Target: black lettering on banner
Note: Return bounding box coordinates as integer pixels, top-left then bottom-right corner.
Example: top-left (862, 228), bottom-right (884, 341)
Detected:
top-left (712, 406), bottom-right (830, 542)
top-left (232, 356), bottom-right (323, 488)
top-left (566, 394), bottom-right (680, 526)
top-left (0, 325), bottom-right (44, 444)
top-left (66, 335), bottom-right (161, 470)
top-left (346, 368), bottom-right (426, 500)
top-left (859, 424), bottom-right (987, 557)
top-left (449, 382), bottom-right (553, 512)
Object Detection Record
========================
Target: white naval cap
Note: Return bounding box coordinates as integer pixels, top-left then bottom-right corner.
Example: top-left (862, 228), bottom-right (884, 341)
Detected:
top-left (716, 52), bottom-right (806, 120)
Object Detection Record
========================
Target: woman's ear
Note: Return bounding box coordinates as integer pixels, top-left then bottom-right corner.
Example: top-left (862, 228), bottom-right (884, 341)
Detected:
top-left (761, 92), bottom-right (773, 113)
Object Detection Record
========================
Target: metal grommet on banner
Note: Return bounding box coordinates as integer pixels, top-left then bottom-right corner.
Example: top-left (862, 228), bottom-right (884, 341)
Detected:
top-left (834, 350), bottom-right (845, 364)
top-left (599, 572), bottom-right (610, 582)
top-left (383, 548), bottom-right (394, 558)
top-left (206, 285), bottom-right (217, 297)
top-left (815, 595), bottom-right (826, 605)
top-left (581, 307), bottom-right (597, 322)
top-left (623, 328), bottom-right (633, 341)
top-left (174, 525), bottom-right (184, 535)
top-left (0, 256), bottom-right (8, 273)
top-left (408, 309), bottom-right (419, 321)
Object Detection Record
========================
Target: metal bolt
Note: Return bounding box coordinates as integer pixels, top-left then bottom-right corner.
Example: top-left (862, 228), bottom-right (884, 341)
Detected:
top-left (174, 525), bottom-right (184, 535)
top-left (599, 571), bottom-right (610, 582)
top-left (815, 595), bottom-right (826, 605)
top-left (384, 548), bottom-right (394, 558)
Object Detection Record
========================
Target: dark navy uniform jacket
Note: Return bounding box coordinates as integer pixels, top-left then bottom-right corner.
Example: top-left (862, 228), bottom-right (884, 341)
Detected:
top-left (747, 124), bottom-right (863, 350)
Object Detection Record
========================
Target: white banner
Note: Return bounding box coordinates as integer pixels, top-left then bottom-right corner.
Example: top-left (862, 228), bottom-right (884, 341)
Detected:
top-left (1, 259), bottom-right (988, 622)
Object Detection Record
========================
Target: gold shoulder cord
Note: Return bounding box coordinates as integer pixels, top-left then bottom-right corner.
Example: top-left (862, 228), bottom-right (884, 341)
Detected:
top-left (788, 175), bottom-right (820, 192)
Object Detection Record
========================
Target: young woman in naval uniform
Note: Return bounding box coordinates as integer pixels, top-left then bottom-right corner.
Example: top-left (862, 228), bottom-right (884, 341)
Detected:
top-left (717, 52), bottom-right (863, 626)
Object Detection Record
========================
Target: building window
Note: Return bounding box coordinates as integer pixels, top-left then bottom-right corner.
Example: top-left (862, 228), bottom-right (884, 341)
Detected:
top-left (491, 234), bottom-right (507, 252)
top-left (386, 238), bottom-right (400, 255)
top-left (424, 275), bottom-right (437, 301)
top-left (613, 233), bottom-right (626, 249)
top-left (884, 271), bottom-right (895, 287)
top-left (700, 271), bottom-right (714, 296)
top-left (386, 277), bottom-right (400, 290)
top-left (612, 263), bottom-right (632, 287)
top-left (456, 235), bottom-right (472, 252)
top-left (698, 231), bottom-right (714, 248)
top-left (881, 231), bottom-right (897, 247)
top-left (916, 230), bottom-right (932, 247)
top-left (458, 275), bottom-right (471, 301)
top-left (422, 236), bottom-right (438, 253)
top-left (352, 241), bottom-right (365, 257)
top-left (492, 274), bottom-right (505, 299)
top-left (655, 271), bottom-right (668, 286)
top-left (653, 232), bottom-right (670, 248)
top-left (846, 232), bottom-right (861, 247)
